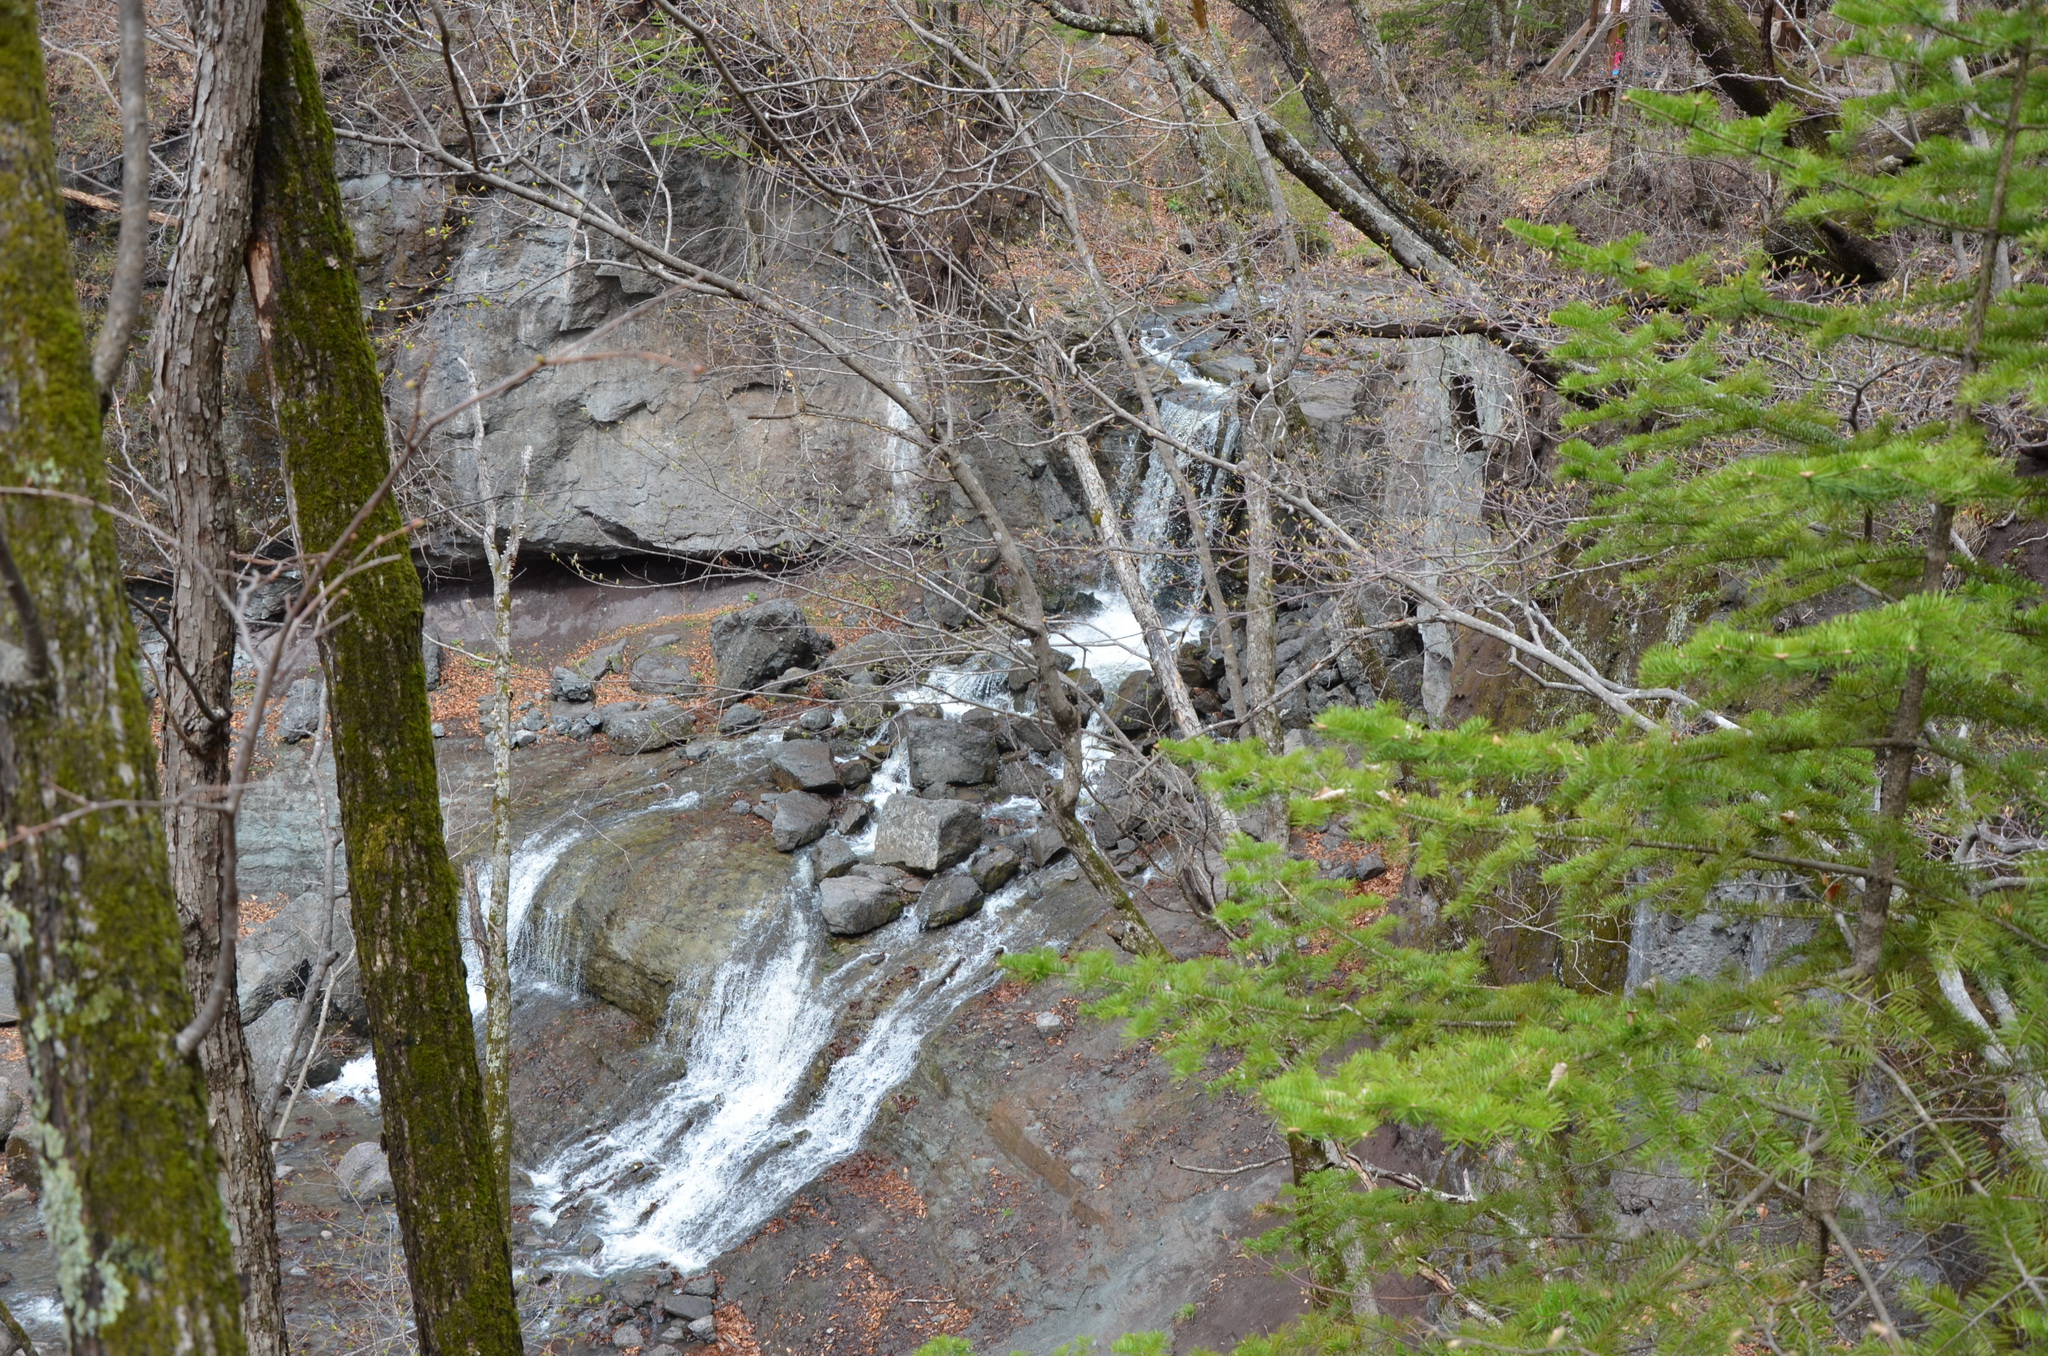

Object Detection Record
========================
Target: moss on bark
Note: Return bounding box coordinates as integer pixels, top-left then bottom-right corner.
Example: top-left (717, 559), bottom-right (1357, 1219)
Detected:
top-left (245, 0), bottom-right (522, 1350)
top-left (0, 2), bottom-right (248, 1351)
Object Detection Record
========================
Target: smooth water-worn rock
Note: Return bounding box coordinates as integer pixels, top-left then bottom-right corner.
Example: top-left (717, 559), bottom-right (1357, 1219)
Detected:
top-left (817, 875), bottom-right (905, 936)
top-left (606, 702), bottom-right (696, 754)
top-left (337, 1142), bottom-right (395, 1201)
top-left (240, 888), bottom-right (365, 1031)
top-left (768, 739), bottom-right (839, 793)
top-left (904, 716), bottom-right (999, 789)
top-left (770, 791), bottom-right (833, 852)
top-left (710, 601), bottom-right (834, 695)
top-left (566, 808), bottom-right (798, 1024)
top-left (871, 795), bottom-right (982, 874)
top-left (918, 874), bottom-right (984, 929)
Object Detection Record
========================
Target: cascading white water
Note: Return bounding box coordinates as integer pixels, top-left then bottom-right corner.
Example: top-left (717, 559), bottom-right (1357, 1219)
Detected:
top-left (529, 865), bottom-right (1033, 1272)
top-left (1131, 325), bottom-right (1235, 610)
top-left (321, 767), bottom-right (1065, 1275)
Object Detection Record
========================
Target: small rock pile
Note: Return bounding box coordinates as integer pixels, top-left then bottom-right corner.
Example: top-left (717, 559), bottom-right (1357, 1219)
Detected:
top-left (592, 1268), bottom-right (721, 1351)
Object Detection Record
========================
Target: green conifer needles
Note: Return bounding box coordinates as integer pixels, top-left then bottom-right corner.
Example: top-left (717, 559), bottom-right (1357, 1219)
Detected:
top-left (1004, 4), bottom-right (2048, 1352)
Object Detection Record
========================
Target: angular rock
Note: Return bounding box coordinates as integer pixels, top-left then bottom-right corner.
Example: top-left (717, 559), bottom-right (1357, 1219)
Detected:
top-left (551, 666), bottom-right (595, 703)
top-left (607, 702), bottom-right (696, 754)
top-left (717, 703), bottom-right (764, 735)
top-left (769, 739), bottom-right (839, 793)
top-left (904, 716), bottom-right (999, 790)
top-left (710, 601), bottom-right (834, 695)
top-left (576, 639), bottom-right (627, 681)
top-left (337, 1141), bottom-right (395, 1201)
top-left (611, 1325), bottom-right (645, 1350)
top-left (817, 875), bottom-right (904, 936)
top-left (833, 800), bottom-right (871, 836)
top-left (813, 835), bottom-right (858, 880)
top-left (1025, 823), bottom-right (1069, 868)
top-left (798, 707), bottom-right (835, 732)
top-left (687, 1317), bottom-right (717, 1342)
top-left (277, 676), bottom-right (324, 744)
top-left (661, 1292), bottom-right (715, 1321)
top-left (650, 1346), bottom-right (682, 1356)
top-left (824, 629), bottom-right (965, 685)
top-left (996, 713), bottom-right (1059, 754)
top-left (871, 795), bottom-right (982, 874)
top-left (680, 1274), bottom-right (718, 1298)
top-left (835, 754), bottom-right (873, 790)
top-left (630, 635), bottom-right (701, 697)
top-left (919, 874), bottom-right (984, 929)
top-left (851, 862), bottom-right (917, 890)
top-left (968, 845), bottom-right (1021, 893)
top-left (553, 701), bottom-right (603, 740)
top-left (1107, 670), bottom-right (1168, 737)
top-left (770, 791), bottom-right (832, 852)
top-left (421, 630), bottom-right (443, 689)
top-left (995, 759), bottom-right (1049, 801)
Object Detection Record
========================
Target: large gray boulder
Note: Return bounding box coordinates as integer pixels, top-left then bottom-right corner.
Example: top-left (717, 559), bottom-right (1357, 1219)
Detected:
top-left (710, 601), bottom-right (834, 695)
top-left (769, 739), bottom-right (839, 793)
top-left (337, 1141), bottom-right (396, 1201)
top-left (817, 875), bottom-right (905, 936)
top-left (918, 874), bottom-right (984, 929)
top-left (605, 702), bottom-right (696, 754)
top-left (240, 888), bottom-right (366, 1032)
top-left (277, 677), bottom-right (324, 743)
top-left (904, 716), bottom-right (999, 790)
top-left (770, 791), bottom-right (833, 852)
top-left (871, 795), bottom-right (982, 874)
top-left (629, 634), bottom-right (701, 696)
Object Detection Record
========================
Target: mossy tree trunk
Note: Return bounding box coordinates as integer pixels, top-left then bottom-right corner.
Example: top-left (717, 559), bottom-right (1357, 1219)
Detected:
top-left (245, 0), bottom-right (523, 1349)
top-left (147, 0), bottom-right (289, 1347)
top-left (0, 3), bottom-right (248, 1352)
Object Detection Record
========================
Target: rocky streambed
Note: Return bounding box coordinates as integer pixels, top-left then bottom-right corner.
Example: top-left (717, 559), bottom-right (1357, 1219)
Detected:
top-left (0, 582), bottom-right (1308, 1355)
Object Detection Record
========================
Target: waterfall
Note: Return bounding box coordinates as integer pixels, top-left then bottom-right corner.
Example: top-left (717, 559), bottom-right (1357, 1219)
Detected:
top-left (321, 772), bottom-right (1068, 1276)
top-left (531, 866), bottom-right (1033, 1272)
top-left (1129, 324), bottom-right (1236, 612)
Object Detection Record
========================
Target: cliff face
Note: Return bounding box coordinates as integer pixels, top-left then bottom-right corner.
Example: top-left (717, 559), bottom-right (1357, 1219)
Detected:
top-left (300, 144), bottom-right (1085, 564)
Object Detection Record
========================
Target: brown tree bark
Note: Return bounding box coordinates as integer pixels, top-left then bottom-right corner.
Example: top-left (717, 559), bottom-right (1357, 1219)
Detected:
top-left (1227, 0), bottom-right (1476, 263)
top-left (0, 2), bottom-right (248, 1350)
top-left (146, 0), bottom-right (289, 1348)
top-left (245, 0), bottom-right (524, 1349)
top-left (1659, 0), bottom-right (1888, 280)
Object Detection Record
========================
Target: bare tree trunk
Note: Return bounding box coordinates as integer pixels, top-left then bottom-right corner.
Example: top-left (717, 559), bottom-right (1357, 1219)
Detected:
top-left (478, 449), bottom-right (531, 1237)
top-left (1228, 0), bottom-right (1474, 260)
top-left (245, 0), bottom-right (523, 1347)
top-left (1241, 425), bottom-right (1283, 749)
top-left (0, 4), bottom-right (248, 1349)
top-left (146, 0), bottom-right (287, 1346)
top-left (90, 0), bottom-right (149, 397)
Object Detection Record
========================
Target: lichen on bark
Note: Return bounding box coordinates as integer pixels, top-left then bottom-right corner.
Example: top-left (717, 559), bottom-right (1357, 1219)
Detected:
top-left (0, 1), bottom-right (248, 1351)
top-left (245, 0), bottom-right (522, 1349)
